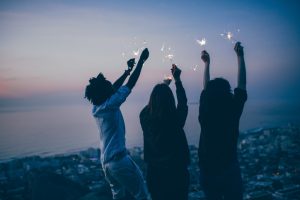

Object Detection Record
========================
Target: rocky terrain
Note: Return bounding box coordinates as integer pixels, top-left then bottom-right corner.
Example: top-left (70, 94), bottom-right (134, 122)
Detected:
top-left (1, 125), bottom-right (300, 200)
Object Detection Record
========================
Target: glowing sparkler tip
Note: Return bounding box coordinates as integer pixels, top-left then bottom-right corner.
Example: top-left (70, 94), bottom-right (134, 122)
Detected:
top-left (161, 44), bottom-right (165, 52)
top-left (165, 54), bottom-right (174, 60)
top-left (196, 38), bottom-right (206, 46)
top-left (192, 65), bottom-right (199, 71)
top-left (227, 32), bottom-right (233, 40)
top-left (164, 75), bottom-right (173, 80)
top-left (133, 49), bottom-right (140, 56)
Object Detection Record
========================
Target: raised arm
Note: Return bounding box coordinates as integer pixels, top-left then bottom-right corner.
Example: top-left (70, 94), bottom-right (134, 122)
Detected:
top-left (112, 58), bottom-right (135, 91)
top-left (172, 64), bottom-right (188, 127)
top-left (172, 64), bottom-right (187, 105)
top-left (201, 50), bottom-right (210, 90)
top-left (235, 42), bottom-right (246, 90)
top-left (126, 48), bottom-right (149, 90)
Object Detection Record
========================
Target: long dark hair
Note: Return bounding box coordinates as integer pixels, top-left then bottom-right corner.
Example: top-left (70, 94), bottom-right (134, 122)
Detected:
top-left (147, 83), bottom-right (176, 120)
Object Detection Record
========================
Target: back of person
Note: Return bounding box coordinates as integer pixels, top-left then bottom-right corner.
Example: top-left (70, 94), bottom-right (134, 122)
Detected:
top-left (197, 43), bottom-right (247, 200)
top-left (140, 107), bottom-right (189, 167)
top-left (85, 49), bottom-right (150, 200)
top-left (198, 87), bottom-right (246, 173)
top-left (140, 65), bottom-right (190, 200)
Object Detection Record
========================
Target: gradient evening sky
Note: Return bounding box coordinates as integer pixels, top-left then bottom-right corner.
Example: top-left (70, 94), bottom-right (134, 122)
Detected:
top-left (0, 0), bottom-right (300, 107)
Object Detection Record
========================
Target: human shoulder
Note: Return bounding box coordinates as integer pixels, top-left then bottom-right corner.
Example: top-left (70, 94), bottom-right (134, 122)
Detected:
top-left (140, 106), bottom-right (149, 118)
top-left (234, 87), bottom-right (247, 94)
top-left (234, 88), bottom-right (247, 100)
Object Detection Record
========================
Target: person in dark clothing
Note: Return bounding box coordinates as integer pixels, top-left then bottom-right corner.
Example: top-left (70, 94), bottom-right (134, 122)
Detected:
top-left (140, 64), bottom-right (190, 200)
top-left (198, 42), bottom-right (247, 200)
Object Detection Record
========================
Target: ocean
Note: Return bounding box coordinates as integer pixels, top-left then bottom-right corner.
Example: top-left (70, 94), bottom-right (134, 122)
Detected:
top-left (0, 100), bottom-right (299, 162)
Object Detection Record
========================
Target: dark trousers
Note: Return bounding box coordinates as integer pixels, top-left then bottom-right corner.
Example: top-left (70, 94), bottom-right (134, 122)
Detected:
top-left (199, 161), bottom-right (243, 200)
top-left (146, 165), bottom-right (189, 200)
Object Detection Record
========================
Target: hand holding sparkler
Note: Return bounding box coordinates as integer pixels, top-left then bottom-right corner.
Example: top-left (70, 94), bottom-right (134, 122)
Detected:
top-left (139, 48), bottom-right (149, 63)
top-left (201, 51), bottom-right (210, 90)
top-left (125, 58), bottom-right (136, 75)
top-left (234, 42), bottom-right (246, 90)
top-left (201, 50), bottom-right (210, 65)
top-left (234, 42), bottom-right (244, 57)
top-left (171, 64), bottom-right (182, 82)
top-left (126, 48), bottom-right (150, 89)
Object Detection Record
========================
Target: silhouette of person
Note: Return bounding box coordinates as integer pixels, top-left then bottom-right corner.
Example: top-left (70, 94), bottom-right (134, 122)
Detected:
top-left (198, 42), bottom-right (247, 200)
top-left (140, 64), bottom-right (190, 200)
top-left (85, 48), bottom-right (150, 200)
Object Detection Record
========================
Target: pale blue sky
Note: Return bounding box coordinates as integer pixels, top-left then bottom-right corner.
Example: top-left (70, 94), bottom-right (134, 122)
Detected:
top-left (0, 0), bottom-right (300, 106)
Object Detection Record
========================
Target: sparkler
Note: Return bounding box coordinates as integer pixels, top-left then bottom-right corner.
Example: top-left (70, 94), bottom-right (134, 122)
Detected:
top-left (163, 74), bottom-right (173, 85)
top-left (132, 49), bottom-right (140, 56)
top-left (193, 37), bottom-right (207, 72)
top-left (220, 29), bottom-right (240, 44)
top-left (121, 37), bottom-right (147, 58)
top-left (192, 65), bottom-right (199, 71)
top-left (161, 43), bottom-right (165, 52)
top-left (165, 54), bottom-right (174, 62)
top-left (196, 38), bottom-right (206, 47)
top-left (160, 42), bottom-right (175, 63)
top-left (160, 42), bottom-right (175, 82)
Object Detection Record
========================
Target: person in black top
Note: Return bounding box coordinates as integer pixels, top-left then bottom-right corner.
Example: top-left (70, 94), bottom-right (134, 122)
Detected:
top-left (198, 42), bottom-right (247, 200)
top-left (140, 64), bottom-right (190, 200)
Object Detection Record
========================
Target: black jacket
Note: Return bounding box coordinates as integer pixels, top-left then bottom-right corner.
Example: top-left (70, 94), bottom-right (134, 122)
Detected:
top-left (198, 88), bottom-right (247, 173)
top-left (140, 81), bottom-right (190, 167)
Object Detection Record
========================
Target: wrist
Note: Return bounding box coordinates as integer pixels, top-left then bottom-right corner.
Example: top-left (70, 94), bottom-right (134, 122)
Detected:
top-left (124, 70), bottom-right (130, 76)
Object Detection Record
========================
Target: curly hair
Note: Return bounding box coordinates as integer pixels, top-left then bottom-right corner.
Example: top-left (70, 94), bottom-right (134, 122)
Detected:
top-left (85, 73), bottom-right (113, 105)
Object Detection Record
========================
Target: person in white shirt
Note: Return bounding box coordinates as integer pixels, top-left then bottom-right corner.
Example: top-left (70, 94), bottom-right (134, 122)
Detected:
top-left (85, 48), bottom-right (150, 200)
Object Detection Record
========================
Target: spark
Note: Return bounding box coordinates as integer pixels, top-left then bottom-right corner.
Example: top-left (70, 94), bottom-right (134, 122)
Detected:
top-left (133, 49), bottom-right (140, 56)
top-left (164, 75), bottom-right (172, 80)
top-left (192, 65), bottom-right (199, 71)
top-left (196, 38), bottom-right (206, 46)
top-left (227, 32), bottom-right (233, 40)
top-left (161, 43), bottom-right (165, 52)
top-left (165, 54), bottom-right (174, 60)
top-left (220, 29), bottom-right (240, 43)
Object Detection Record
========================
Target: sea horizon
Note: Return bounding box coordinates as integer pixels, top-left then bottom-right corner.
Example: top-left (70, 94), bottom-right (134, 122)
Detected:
top-left (0, 99), bottom-right (299, 162)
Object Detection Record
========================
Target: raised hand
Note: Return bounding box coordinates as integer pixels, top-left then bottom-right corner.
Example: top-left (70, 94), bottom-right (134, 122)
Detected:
top-left (139, 48), bottom-right (149, 62)
top-left (127, 58), bottom-right (135, 71)
top-left (201, 50), bottom-right (210, 64)
top-left (126, 48), bottom-right (149, 89)
top-left (234, 42), bottom-right (244, 57)
top-left (171, 64), bottom-right (181, 82)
